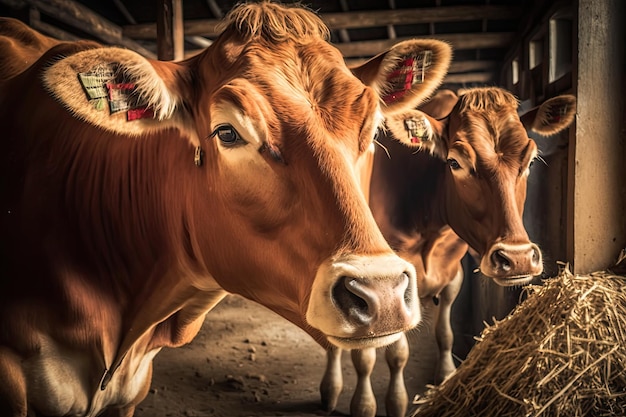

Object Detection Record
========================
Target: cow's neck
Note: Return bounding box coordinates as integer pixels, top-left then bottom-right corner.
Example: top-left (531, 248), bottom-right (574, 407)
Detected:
top-left (370, 136), bottom-right (468, 295)
top-left (102, 265), bottom-right (226, 390)
top-left (371, 136), bottom-right (448, 238)
top-left (54, 126), bottom-right (226, 389)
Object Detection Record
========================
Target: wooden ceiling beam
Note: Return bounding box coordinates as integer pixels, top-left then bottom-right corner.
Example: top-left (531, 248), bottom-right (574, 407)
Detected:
top-left (323, 5), bottom-right (521, 30)
top-left (18, 0), bottom-right (156, 58)
top-left (123, 5), bottom-right (522, 39)
top-left (28, 7), bottom-right (80, 41)
top-left (444, 72), bottom-right (495, 84)
top-left (337, 32), bottom-right (514, 58)
top-left (182, 33), bottom-right (513, 60)
top-left (156, 0), bottom-right (184, 61)
top-left (345, 58), bottom-right (499, 73)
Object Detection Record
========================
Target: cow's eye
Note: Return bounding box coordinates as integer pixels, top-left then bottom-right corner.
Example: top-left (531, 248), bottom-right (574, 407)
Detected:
top-left (447, 158), bottom-right (461, 170)
top-left (211, 124), bottom-right (244, 146)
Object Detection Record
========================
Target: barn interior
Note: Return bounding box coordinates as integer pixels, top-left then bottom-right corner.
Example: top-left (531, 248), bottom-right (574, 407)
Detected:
top-left (1, 0), bottom-right (623, 415)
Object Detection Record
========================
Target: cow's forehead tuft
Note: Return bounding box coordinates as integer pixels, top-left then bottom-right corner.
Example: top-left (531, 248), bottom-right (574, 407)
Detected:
top-left (223, 1), bottom-right (330, 44)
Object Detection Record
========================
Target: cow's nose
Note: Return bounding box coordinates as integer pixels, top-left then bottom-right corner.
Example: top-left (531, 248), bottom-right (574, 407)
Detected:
top-left (490, 249), bottom-right (512, 272)
top-left (306, 253), bottom-right (420, 349)
top-left (332, 274), bottom-right (410, 326)
top-left (482, 242), bottom-right (543, 284)
top-left (332, 273), bottom-right (412, 329)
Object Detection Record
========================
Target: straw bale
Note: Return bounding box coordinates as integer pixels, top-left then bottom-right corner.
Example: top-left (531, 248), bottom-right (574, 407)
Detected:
top-left (410, 256), bottom-right (626, 417)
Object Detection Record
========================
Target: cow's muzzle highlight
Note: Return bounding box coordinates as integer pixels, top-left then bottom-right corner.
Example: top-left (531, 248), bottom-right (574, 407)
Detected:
top-left (306, 254), bottom-right (420, 350)
top-left (481, 242), bottom-right (543, 286)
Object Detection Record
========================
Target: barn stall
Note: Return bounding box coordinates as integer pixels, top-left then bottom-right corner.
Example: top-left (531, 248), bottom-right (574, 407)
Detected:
top-left (0, 0), bottom-right (623, 415)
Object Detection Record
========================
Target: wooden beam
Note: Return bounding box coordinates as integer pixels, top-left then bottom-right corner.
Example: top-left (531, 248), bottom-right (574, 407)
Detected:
top-left (123, 5), bottom-right (522, 40)
top-left (0, 0), bottom-right (27, 8)
top-left (346, 57), bottom-right (500, 72)
top-left (20, 0), bottom-right (156, 58)
top-left (156, 0), bottom-right (184, 61)
top-left (29, 8), bottom-right (80, 41)
top-left (569, 0), bottom-right (626, 273)
top-left (448, 60), bottom-right (499, 74)
top-left (124, 17), bottom-right (222, 40)
top-left (444, 72), bottom-right (495, 84)
top-left (184, 33), bottom-right (513, 61)
top-left (323, 5), bottom-right (522, 30)
top-left (336, 32), bottom-right (514, 58)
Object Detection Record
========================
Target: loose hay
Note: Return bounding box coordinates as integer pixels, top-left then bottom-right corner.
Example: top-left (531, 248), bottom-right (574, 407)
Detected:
top-left (411, 256), bottom-right (626, 417)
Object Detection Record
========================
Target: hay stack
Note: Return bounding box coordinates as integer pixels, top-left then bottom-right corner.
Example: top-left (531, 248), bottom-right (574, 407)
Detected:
top-left (411, 255), bottom-right (626, 417)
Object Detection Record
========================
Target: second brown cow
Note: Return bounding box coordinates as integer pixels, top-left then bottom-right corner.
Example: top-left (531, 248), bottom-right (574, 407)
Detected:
top-left (321, 88), bottom-right (577, 417)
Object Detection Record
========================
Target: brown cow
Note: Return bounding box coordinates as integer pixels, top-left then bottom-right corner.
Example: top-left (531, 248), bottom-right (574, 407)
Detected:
top-left (0, 2), bottom-right (453, 415)
top-left (320, 88), bottom-right (577, 417)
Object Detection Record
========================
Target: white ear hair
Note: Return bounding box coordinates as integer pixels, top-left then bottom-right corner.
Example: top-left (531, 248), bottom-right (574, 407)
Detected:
top-left (43, 47), bottom-right (184, 137)
top-left (375, 39), bottom-right (452, 114)
top-left (385, 110), bottom-right (446, 159)
top-left (531, 95), bottom-right (577, 136)
top-left (118, 56), bottom-right (178, 121)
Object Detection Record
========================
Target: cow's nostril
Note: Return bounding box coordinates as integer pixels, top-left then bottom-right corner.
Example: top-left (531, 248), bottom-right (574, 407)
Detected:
top-left (400, 272), bottom-right (412, 308)
top-left (491, 249), bottom-right (511, 271)
top-left (331, 277), bottom-right (375, 326)
top-left (531, 247), bottom-right (541, 265)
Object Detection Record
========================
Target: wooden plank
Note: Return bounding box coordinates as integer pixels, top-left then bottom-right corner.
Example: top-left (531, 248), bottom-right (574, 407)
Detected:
top-left (24, 0), bottom-right (122, 40)
top-left (568, 0), bottom-right (626, 273)
top-left (0, 0), bottom-right (28, 8)
top-left (444, 72), bottom-right (495, 84)
top-left (322, 5), bottom-right (522, 30)
top-left (29, 9), bottom-right (80, 41)
top-left (21, 0), bottom-right (156, 58)
top-left (337, 32), bottom-right (514, 58)
top-left (345, 58), bottom-right (499, 73)
top-left (448, 60), bottom-right (499, 73)
top-left (123, 5), bottom-right (521, 39)
top-left (157, 0), bottom-right (184, 61)
top-left (183, 33), bottom-right (513, 61)
top-left (124, 17), bottom-right (222, 40)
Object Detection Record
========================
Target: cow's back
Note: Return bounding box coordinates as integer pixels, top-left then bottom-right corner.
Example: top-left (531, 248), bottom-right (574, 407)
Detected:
top-left (0, 18), bottom-right (98, 80)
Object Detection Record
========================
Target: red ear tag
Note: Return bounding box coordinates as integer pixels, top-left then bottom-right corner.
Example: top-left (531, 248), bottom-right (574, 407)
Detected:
top-left (127, 107), bottom-right (155, 121)
top-left (382, 50), bottom-right (433, 104)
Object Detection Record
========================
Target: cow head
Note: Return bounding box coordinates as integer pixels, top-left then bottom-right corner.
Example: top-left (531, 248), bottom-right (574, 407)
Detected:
top-left (40, 3), bottom-right (451, 349)
top-left (386, 88), bottom-right (576, 286)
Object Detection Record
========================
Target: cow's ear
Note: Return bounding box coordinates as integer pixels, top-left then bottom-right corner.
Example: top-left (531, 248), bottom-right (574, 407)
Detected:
top-left (418, 89), bottom-right (458, 119)
top-left (351, 39), bottom-right (452, 115)
top-left (520, 94), bottom-right (577, 136)
top-left (385, 110), bottom-right (446, 159)
top-left (43, 46), bottom-right (184, 136)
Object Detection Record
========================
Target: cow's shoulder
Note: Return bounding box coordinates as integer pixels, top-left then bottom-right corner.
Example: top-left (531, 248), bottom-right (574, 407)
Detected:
top-left (0, 18), bottom-right (99, 80)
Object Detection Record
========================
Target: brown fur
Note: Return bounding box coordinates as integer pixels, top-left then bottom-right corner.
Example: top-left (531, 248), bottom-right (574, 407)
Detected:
top-left (368, 87), bottom-right (575, 382)
top-left (0, 4), bottom-right (451, 415)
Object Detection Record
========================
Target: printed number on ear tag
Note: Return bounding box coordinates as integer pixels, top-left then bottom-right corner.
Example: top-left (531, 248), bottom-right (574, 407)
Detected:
top-left (405, 117), bottom-right (430, 143)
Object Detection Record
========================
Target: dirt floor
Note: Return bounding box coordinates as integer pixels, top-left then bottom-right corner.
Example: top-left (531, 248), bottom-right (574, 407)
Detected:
top-left (134, 294), bottom-right (453, 417)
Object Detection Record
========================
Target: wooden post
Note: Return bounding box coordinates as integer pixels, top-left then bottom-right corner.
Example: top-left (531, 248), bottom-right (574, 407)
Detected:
top-left (157, 0), bottom-right (184, 61)
top-left (568, 0), bottom-right (626, 273)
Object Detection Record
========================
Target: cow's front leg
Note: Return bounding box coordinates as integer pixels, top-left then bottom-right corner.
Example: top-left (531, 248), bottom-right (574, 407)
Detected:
top-left (100, 361), bottom-right (153, 417)
top-left (385, 333), bottom-right (409, 417)
top-left (0, 347), bottom-right (27, 417)
top-left (434, 267), bottom-right (463, 383)
top-left (350, 347), bottom-right (377, 417)
top-left (320, 346), bottom-right (343, 412)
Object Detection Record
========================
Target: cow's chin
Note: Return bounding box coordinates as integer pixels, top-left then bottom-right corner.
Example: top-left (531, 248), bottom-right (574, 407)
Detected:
top-left (492, 275), bottom-right (534, 287)
top-left (327, 331), bottom-right (403, 350)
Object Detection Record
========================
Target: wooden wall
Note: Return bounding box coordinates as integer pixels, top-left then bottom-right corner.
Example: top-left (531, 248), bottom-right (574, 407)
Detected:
top-left (454, 0), bottom-right (626, 360)
top-left (569, 0), bottom-right (626, 274)
top-left (503, 0), bottom-right (626, 275)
